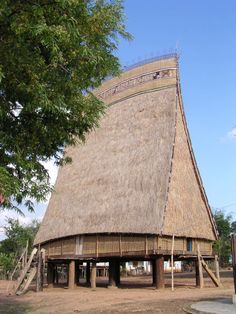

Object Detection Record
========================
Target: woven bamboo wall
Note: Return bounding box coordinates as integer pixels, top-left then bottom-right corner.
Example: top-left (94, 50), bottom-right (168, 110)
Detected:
top-left (98, 235), bottom-right (120, 254)
top-left (48, 240), bottom-right (61, 256)
top-left (121, 236), bottom-right (145, 253)
top-left (82, 235), bottom-right (97, 255)
top-left (62, 238), bottom-right (75, 255)
top-left (43, 234), bottom-right (212, 257)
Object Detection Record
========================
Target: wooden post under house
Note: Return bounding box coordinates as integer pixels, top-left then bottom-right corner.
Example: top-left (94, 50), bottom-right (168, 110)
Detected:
top-left (47, 262), bottom-right (54, 288)
top-left (68, 260), bottom-right (75, 289)
top-left (108, 260), bottom-right (117, 287)
top-left (91, 262), bottom-right (96, 289)
top-left (152, 260), bottom-right (157, 286)
top-left (86, 262), bottom-right (91, 285)
top-left (155, 255), bottom-right (164, 289)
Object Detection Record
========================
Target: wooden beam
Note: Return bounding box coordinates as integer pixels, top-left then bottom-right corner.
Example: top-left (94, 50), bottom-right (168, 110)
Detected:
top-left (115, 260), bottom-right (120, 286)
top-left (96, 235), bottom-right (99, 258)
top-left (155, 255), bottom-right (164, 289)
top-left (15, 247), bottom-right (38, 292)
top-left (171, 235), bottom-right (175, 291)
top-left (197, 245), bottom-right (204, 288)
top-left (16, 267), bottom-right (37, 295)
top-left (201, 258), bottom-right (222, 287)
top-left (145, 236), bottom-right (148, 255)
top-left (41, 249), bottom-right (45, 288)
top-left (108, 260), bottom-right (117, 287)
top-left (233, 265), bottom-right (236, 294)
top-left (47, 262), bottom-right (54, 288)
top-left (91, 261), bottom-right (96, 290)
top-left (119, 235), bottom-right (122, 257)
top-left (75, 260), bottom-right (79, 285)
top-left (36, 247), bottom-right (43, 292)
top-left (215, 255), bottom-right (220, 282)
top-left (86, 262), bottom-right (91, 285)
top-left (152, 260), bottom-right (156, 286)
top-left (232, 235), bottom-right (236, 293)
top-left (55, 265), bottom-right (59, 284)
top-left (24, 240), bottom-right (28, 268)
top-left (68, 260), bottom-right (75, 289)
top-left (195, 260), bottom-right (200, 287)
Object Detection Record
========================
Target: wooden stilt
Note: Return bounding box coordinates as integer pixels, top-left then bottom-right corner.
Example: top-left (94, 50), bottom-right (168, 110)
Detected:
top-left (115, 260), bottom-right (120, 286)
top-left (47, 262), bottom-right (54, 288)
top-left (52, 264), bottom-right (56, 284)
top-left (155, 255), bottom-right (164, 289)
top-left (36, 247), bottom-right (42, 292)
top-left (201, 258), bottom-right (222, 287)
top-left (231, 235), bottom-right (236, 294)
top-left (108, 260), bottom-right (117, 287)
top-left (68, 260), bottom-right (75, 289)
top-left (55, 265), bottom-right (59, 285)
top-left (195, 260), bottom-right (200, 287)
top-left (24, 240), bottom-right (28, 268)
top-left (86, 262), bottom-right (91, 285)
top-left (75, 261), bottom-right (79, 285)
top-left (41, 250), bottom-right (45, 288)
top-left (91, 261), bottom-right (96, 289)
top-left (197, 244), bottom-right (204, 288)
top-left (152, 260), bottom-right (156, 286)
top-left (66, 264), bottom-right (69, 286)
top-left (171, 234), bottom-right (175, 291)
top-left (215, 255), bottom-right (220, 282)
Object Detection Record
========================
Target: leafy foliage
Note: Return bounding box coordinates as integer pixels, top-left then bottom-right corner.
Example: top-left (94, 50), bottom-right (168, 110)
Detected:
top-left (213, 210), bottom-right (234, 267)
top-left (0, 0), bottom-right (131, 212)
top-left (231, 221), bottom-right (236, 234)
top-left (0, 218), bottom-right (40, 278)
top-left (0, 252), bottom-right (15, 279)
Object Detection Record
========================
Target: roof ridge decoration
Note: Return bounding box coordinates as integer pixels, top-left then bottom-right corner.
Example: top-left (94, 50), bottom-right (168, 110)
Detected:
top-left (122, 53), bottom-right (178, 72)
top-left (99, 67), bottom-right (176, 100)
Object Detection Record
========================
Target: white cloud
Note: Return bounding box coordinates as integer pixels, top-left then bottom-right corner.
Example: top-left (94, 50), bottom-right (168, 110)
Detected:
top-left (41, 160), bottom-right (59, 185)
top-left (40, 160), bottom-right (59, 204)
top-left (0, 208), bottom-right (45, 240)
top-left (227, 128), bottom-right (236, 138)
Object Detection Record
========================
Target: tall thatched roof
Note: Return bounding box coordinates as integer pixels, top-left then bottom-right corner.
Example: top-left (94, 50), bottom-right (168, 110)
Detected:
top-left (34, 55), bottom-right (217, 245)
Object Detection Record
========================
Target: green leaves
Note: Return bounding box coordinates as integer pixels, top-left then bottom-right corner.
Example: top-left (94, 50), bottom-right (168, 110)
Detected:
top-left (0, 0), bottom-right (130, 212)
top-left (213, 210), bottom-right (234, 266)
top-left (0, 218), bottom-right (40, 278)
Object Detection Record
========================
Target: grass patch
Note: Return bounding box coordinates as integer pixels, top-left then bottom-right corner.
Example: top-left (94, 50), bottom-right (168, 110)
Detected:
top-left (0, 303), bottom-right (31, 314)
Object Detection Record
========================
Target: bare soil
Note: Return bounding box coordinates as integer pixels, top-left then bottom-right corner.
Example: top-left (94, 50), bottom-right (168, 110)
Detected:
top-left (0, 270), bottom-right (234, 314)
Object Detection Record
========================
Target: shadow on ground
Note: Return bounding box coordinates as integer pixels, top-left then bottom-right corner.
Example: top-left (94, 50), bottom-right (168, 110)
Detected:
top-left (0, 296), bottom-right (31, 314)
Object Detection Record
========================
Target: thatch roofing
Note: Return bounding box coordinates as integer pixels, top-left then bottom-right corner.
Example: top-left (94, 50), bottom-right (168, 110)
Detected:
top-left (34, 55), bottom-right (217, 245)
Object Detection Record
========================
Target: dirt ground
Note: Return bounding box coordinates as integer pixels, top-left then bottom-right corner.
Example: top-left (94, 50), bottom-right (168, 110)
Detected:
top-left (0, 270), bottom-right (234, 314)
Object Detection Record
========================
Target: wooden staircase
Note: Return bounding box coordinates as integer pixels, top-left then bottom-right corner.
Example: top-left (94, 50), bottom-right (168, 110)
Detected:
top-left (10, 245), bottom-right (45, 295)
top-left (14, 247), bottom-right (38, 295)
top-left (197, 245), bottom-right (222, 288)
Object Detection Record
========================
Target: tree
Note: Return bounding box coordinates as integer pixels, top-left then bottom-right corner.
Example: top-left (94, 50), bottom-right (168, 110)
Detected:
top-left (231, 220), bottom-right (236, 234)
top-left (0, 218), bottom-right (40, 278)
top-left (0, 218), bottom-right (40, 255)
top-left (0, 0), bottom-right (131, 212)
top-left (213, 210), bottom-right (232, 267)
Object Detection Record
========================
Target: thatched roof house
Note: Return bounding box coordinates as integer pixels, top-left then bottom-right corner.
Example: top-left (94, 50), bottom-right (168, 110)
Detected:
top-left (35, 55), bottom-right (217, 261)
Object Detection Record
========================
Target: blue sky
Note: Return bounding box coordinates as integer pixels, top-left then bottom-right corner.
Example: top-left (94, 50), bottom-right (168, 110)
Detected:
top-left (1, 0), bottom-right (236, 237)
top-left (118, 0), bottom-right (236, 216)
